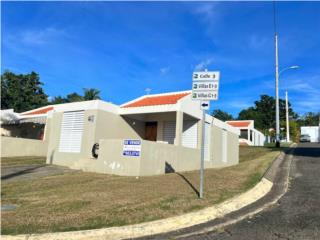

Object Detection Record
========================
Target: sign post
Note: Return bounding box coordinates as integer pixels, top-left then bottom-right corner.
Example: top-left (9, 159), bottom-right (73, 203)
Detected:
top-left (192, 70), bottom-right (220, 199)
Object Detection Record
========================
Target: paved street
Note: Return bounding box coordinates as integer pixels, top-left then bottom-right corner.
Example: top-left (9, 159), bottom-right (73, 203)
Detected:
top-left (181, 143), bottom-right (320, 240)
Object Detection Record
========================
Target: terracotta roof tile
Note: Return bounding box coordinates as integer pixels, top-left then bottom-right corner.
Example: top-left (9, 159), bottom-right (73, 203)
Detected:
top-left (22, 106), bottom-right (54, 115)
top-left (122, 93), bottom-right (190, 108)
top-left (226, 121), bottom-right (252, 128)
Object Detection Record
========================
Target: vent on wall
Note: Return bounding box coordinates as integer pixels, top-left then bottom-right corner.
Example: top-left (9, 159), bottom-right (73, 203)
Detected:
top-left (59, 111), bottom-right (85, 153)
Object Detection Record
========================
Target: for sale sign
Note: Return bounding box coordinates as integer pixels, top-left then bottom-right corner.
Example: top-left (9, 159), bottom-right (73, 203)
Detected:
top-left (123, 139), bottom-right (141, 157)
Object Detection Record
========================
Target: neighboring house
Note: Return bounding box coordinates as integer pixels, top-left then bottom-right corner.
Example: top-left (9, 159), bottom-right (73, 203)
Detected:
top-left (1, 91), bottom-right (241, 176)
top-left (0, 107), bottom-right (52, 140)
top-left (0, 108), bottom-right (50, 157)
top-left (301, 126), bottom-right (320, 142)
top-left (226, 120), bottom-right (265, 146)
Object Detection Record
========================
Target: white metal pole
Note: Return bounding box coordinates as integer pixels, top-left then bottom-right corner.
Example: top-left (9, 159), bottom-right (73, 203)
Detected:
top-left (285, 91), bottom-right (290, 142)
top-left (199, 109), bottom-right (206, 199)
top-left (275, 34), bottom-right (280, 147)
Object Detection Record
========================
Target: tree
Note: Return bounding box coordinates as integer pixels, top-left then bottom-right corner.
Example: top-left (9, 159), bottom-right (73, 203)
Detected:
top-left (238, 95), bottom-right (298, 133)
top-left (298, 112), bottom-right (320, 126)
top-left (1, 71), bottom-right (48, 112)
top-left (66, 92), bottom-right (83, 102)
top-left (212, 109), bottom-right (233, 121)
top-left (51, 96), bottom-right (68, 104)
top-left (83, 88), bottom-right (101, 100)
top-left (50, 88), bottom-right (101, 104)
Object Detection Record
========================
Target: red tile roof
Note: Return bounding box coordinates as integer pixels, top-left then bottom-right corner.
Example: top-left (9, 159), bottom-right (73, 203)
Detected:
top-left (226, 121), bottom-right (252, 128)
top-left (21, 106), bottom-right (54, 115)
top-left (122, 92), bottom-right (190, 108)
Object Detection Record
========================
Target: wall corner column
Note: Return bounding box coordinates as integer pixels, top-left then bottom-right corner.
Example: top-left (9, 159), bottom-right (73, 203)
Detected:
top-left (174, 111), bottom-right (183, 146)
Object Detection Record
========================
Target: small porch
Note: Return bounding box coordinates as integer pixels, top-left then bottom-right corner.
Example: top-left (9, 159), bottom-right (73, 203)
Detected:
top-left (121, 111), bottom-right (202, 149)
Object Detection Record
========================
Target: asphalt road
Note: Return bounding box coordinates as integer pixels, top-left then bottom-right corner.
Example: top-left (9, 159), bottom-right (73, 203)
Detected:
top-left (180, 143), bottom-right (320, 240)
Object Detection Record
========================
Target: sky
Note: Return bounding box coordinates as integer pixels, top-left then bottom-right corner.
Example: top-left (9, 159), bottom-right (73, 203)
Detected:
top-left (2, 1), bottom-right (320, 116)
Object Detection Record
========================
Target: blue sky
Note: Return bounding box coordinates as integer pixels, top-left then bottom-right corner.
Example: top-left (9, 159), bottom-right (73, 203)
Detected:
top-left (2, 1), bottom-right (319, 116)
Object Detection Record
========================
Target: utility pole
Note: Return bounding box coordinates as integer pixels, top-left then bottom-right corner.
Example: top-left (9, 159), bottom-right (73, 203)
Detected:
top-left (274, 2), bottom-right (280, 148)
top-left (285, 91), bottom-right (290, 142)
top-left (275, 34), bottom-right (280, 147)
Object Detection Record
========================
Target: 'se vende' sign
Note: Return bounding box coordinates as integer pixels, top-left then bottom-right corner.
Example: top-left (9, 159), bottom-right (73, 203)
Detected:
top-left (123, 139), bottom-right (141, 157)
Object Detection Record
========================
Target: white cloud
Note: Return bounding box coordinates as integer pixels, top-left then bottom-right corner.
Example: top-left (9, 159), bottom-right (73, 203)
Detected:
top-left (193, 3), bottom-right (220, 22)
top-left (22, 27), bottom-right (66, 45)
top-left (5, 27), bottom-right (67, 48)
top-left (194, 58), bottom-right (213, 71)
top-left (160, 67), bottom-right (170, 75)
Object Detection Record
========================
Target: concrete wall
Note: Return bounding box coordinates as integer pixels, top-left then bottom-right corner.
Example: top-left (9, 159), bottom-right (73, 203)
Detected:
top-left (98, 139), bottom-right (199, 176)
top-left (1, 136), bottom-right (48, 157)
top-left (143, 140), bottom-right (200, 173)
top-left (207, 125), bottom-right (239, 168)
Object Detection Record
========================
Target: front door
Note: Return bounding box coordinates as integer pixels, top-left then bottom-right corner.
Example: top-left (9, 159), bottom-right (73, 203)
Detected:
top-left (145, 122), bottom-right (158, 141)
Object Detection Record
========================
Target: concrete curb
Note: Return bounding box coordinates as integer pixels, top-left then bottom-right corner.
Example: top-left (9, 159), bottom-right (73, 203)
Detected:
top-left (3, 148), bottom-right (293, 240)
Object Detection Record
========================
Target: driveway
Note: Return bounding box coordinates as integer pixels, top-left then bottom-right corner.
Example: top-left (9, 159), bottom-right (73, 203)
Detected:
top-left (180, 143), bottom-right (320, 240)
top-left (1, 164), bottom-right (76, 182)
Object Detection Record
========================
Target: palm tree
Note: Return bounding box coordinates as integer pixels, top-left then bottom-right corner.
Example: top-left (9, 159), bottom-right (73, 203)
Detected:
top-left (83, 88), bottom-right (101, 100)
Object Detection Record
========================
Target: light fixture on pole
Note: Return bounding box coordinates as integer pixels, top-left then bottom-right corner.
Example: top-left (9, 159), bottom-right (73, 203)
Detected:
top-left (279, 65), bottom-right (299, 143)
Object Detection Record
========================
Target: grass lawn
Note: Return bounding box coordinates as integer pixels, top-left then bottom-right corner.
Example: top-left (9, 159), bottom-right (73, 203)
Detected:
top-left (1, 146), bottom-right (286, 235)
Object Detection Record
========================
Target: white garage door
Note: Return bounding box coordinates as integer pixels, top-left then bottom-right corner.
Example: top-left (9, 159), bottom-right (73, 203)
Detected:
top-left (204, 122), bottom-right (211, 161)
top-left (163, 121), bottom-right (176, 144)
top-left (182, 120), bottom-right (198, 149)
top-left (59, 111), bottom-right (85, 153)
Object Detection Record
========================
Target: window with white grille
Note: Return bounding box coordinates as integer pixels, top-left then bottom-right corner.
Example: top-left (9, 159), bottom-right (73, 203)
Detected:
top-left (59, 111), bottom-right (84, 153)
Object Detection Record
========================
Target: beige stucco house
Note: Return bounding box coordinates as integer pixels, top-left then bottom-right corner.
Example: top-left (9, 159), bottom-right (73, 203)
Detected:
top-left (1, 91), bottom-right (240, 176)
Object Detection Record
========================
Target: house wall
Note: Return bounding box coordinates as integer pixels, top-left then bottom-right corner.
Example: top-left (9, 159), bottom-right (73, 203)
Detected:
top-left (1, 136), bottom-right (48, 157)
top-left (46, 109), bottom-right (142, 167)
top-left (45, 107), bottom-right (239, 176)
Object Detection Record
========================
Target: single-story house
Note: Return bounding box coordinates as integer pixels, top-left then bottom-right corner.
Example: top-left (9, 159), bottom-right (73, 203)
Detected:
top-left (1, 91), bottom-right (240, 176)
top-left (0, 107), bottom-right (51, 140)
top-left (226, 120), bottom-right (265, 146)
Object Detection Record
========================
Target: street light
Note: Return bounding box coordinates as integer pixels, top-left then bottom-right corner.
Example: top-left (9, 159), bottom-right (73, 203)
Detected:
top-left (275, 65), bottom-right (299, 146)
top-left (279, 66), bottom-right (299, 76)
